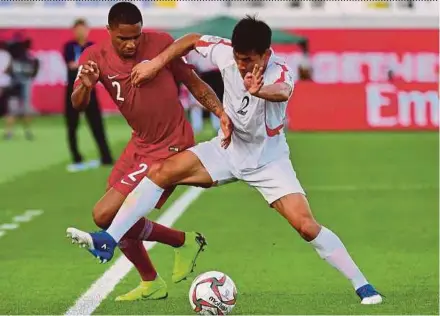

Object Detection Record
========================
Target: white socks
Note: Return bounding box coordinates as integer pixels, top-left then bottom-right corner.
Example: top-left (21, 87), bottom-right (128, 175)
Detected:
top-left (310, 226), bottom-right (368, 290)
top-left (107, 177), bottom-right (164, 242)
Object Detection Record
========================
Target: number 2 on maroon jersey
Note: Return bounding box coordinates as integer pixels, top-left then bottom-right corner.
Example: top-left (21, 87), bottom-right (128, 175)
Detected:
top-left (111, 81), bottom-right (125, 102)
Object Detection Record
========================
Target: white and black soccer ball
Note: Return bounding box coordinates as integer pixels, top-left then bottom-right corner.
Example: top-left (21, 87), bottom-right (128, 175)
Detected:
top-left (189, 271), bottom-right (237, 315)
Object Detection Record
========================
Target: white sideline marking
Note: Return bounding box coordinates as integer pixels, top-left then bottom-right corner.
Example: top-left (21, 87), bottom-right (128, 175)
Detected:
top-left (0, 223), bottom-right (19, 230)
top-left (65, 187), bottom-right (204, 316)
top-left (13, 210), bottom-right (44, 222)
top-left (0, 209), bottom-right (44, 238)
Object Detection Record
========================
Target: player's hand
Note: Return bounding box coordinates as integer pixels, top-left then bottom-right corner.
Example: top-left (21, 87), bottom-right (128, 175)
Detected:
top-left (131, 60), bottom-right (161, 87)
top-left (78, 60), bottom-right (99, 88)
top-left (220, 111), bottom-right (233, 149)
top-left (244, 64), bottom-right (264, 95)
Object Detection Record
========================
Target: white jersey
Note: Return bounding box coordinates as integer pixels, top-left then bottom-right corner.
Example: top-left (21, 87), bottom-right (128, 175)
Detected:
top-left (185, 49), bottom-right (218, 73)
top-left (194, 35), bottom-right (294, 169)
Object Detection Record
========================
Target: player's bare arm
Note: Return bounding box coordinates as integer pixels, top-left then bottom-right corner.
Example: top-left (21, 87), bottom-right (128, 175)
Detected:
top-left (244, 64), bottom-right (291, 102)
top-left (183, 70), bottom-right (233, 148)
top-left (71, 60), bottom-right (99, 111)
top-left (131, 33), bottom-right (202, 85)
top-left (253, 83), bottom-right (291, 102)
top-left (156, 33), bottom-right (202, 66)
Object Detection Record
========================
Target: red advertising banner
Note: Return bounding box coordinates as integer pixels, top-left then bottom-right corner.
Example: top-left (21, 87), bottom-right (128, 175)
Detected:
top-left (0, 28), bottom-right (438, 130)
top-left (289, 82), bottom-right (438, 130)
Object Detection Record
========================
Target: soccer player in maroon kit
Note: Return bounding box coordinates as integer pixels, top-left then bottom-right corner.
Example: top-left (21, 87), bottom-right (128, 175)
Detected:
top-left (67, 2), bottom-right (232, 301)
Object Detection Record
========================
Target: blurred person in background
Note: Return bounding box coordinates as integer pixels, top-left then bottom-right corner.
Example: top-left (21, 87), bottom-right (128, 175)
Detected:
top-left (63, 18), bottom-right (113, 173)
top-left (3, 33), bottom-right (39, 140)
top-left (0, 39), bottom-right (11, 118)
top-left (297, 40), bottom-right (312, 81)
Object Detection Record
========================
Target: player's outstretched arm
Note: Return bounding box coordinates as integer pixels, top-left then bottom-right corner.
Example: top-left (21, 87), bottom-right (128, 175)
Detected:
top-left (131, 33), bottom-right (202, 85)
top-left (253, 83), bottom-right (292, 102)
top-left (155, 33), bottom-right (201, 69)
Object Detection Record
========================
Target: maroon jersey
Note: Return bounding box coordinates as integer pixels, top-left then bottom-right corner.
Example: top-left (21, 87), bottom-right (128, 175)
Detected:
top-left (74, 31), bottom-right (195, 159)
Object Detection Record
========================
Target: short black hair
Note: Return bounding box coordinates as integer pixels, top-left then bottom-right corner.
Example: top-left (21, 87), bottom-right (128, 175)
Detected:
top-left (231, 15), bottom-right (271, 55)
top-left (108, 2), bottom-right (143, 28)
top-left (73, 18), bottom-right (87, 28)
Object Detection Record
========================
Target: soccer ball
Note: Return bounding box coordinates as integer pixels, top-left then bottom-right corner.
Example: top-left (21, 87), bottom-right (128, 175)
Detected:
top-left (189, 271), bottom-right (237, 315)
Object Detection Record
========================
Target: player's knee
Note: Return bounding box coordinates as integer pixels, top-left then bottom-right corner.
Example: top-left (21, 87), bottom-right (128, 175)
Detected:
top-left (296, 217), bottom-right (320, 242)
top-left (92, 204), bottom-right (113, 229)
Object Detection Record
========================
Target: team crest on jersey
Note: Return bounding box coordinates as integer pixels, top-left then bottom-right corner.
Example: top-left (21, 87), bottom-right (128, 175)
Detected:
top-left (205, 36), bottom-right (222, 44)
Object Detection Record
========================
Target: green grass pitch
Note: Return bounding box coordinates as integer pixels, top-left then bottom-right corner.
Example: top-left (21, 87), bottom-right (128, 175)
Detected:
top-left (0, 116), bottom-right (437, 314)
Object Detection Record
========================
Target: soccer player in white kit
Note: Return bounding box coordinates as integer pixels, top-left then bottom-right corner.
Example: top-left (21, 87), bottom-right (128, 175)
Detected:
top-left (68, 16), bottom-right (383, 305)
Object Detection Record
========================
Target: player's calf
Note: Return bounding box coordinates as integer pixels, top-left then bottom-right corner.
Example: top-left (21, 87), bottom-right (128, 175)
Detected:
top-left (92, 209), bottom-right (111, 229)
top-left (272, 193), bottom-right (383, 304)
top-left (93, 188), bottom-right (127, 229)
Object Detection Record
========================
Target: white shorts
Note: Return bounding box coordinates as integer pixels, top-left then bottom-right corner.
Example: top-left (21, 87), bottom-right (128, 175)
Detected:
top-left (189, 137), bottom-right (305, 205)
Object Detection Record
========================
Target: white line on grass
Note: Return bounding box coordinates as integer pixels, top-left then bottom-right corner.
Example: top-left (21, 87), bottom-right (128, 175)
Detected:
top-left (0, 209), bottom-right (44, 238)
top-left (65, 187), bottom-right (204, 316)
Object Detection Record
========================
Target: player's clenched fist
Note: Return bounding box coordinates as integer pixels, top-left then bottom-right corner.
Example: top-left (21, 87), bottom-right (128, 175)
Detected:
top-left (77, 60), bottom-right (100, 88)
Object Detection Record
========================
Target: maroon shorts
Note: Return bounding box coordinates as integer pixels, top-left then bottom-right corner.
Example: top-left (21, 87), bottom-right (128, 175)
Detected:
top-left (107, 140), bottom-right (175, 209)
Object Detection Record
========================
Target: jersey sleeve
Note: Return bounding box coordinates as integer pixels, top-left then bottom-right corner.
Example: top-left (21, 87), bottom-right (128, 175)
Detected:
top-left (266, 62), bottom-right (295, 95)
top-left (194, 35), bottom-right (233, 70)
top-left (73, 45), bottom-right (99, 89)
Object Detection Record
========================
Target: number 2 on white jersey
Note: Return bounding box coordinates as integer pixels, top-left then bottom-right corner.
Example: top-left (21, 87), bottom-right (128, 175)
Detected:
top-left (112, 81), bottom-right (125, 102)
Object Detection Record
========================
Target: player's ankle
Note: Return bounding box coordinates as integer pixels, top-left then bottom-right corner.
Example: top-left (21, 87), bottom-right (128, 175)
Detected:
top-left (141, 272), bottom-right (158, 282)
